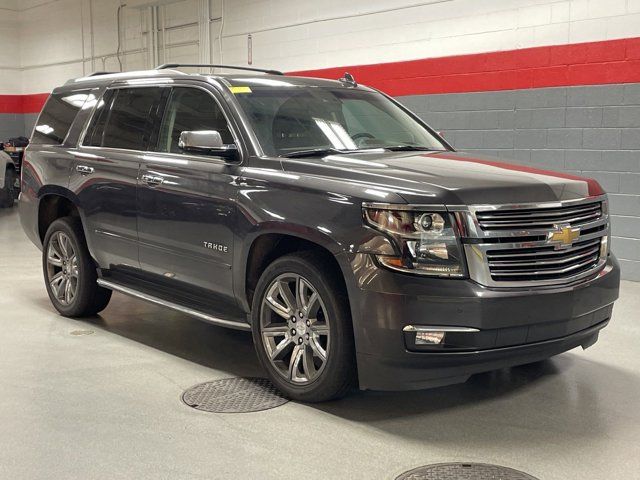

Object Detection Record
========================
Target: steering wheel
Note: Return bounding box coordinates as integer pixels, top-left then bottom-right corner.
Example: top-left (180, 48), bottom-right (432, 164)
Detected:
top-left (351, 132), bottom-right (375, 141)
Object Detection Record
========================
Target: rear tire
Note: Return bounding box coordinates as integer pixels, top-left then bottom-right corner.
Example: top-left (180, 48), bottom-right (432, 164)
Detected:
top-left (42, 217), bottom-right (112, 317)
top-left (0, 168), bottom-right (16, 208)
top-left (251, 252), bottom-right (355, 402)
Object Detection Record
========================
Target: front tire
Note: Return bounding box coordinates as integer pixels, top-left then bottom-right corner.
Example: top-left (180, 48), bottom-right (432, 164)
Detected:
top-left (0, 168), bottom-right (16, 208)
top-left (251, 252), bottom-right (355, 402)
top-left (42, 217), bottom-right (112, 317)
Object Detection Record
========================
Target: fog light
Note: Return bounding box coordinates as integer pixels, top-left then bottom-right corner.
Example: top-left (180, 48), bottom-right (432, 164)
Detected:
top-left (415, 331), bottom-right (446, 345)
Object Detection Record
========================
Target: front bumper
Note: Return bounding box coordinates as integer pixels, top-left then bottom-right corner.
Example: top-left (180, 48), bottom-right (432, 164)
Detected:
top-left (347, 253), bottom-right (620, 391)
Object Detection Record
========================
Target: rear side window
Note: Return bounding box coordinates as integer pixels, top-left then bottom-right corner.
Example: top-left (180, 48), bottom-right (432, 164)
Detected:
top-left (31, 90), bottom-right (92, 145)
top-left (85, 87), bottom-right (162, 150)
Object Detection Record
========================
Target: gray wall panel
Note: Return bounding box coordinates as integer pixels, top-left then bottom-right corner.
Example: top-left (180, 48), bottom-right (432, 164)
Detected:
top-left (0, 113), bottom-right (28, 140)
top-left (398, 83), bottom-right (640, 281)
top-left (22, 113), bottom-right (38, 138)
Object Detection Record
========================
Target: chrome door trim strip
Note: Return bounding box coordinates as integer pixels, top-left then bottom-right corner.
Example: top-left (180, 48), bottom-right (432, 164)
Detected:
top-left (97, 279), bottom-right (251, 331)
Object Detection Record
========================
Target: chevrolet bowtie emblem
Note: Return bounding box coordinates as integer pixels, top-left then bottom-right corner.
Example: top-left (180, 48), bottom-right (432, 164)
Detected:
top-left (548, 224), bottom-right (580, 249)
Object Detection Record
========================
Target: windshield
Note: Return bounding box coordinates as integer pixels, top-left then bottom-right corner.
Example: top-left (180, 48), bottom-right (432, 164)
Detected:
top-left (231, 84), bottom-right (447, 157)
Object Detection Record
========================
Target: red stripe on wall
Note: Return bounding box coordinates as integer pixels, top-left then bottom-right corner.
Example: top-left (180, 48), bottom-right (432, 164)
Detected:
top-left (288, 37), bottom-right (640, 96)
top-left (21, 93), bottom-right (50, 114)
top-left (0, 93), bottom-right (49, 114)
top-left (3, 36), bottom-right (640, 113)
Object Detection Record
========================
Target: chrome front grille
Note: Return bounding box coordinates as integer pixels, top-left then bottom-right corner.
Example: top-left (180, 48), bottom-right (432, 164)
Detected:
top-left (458, 196), bottom-right (610, 288)
top-left (475, 202), bottom-right (602, 231)
top-left (486, 237), bottom-right (602, 282)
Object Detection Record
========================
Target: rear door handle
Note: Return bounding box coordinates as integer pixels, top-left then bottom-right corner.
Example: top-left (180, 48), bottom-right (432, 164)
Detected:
top-left (141, 173), bottom-right (164, 186)
top-left (76, 165), bottom-right (94, 175)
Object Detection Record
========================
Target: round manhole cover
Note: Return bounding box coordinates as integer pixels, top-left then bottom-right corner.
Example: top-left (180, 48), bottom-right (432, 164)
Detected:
top-left (181, 377), bottom-right (289, 413)
top-left (396, 463), bottom-right (539, 480)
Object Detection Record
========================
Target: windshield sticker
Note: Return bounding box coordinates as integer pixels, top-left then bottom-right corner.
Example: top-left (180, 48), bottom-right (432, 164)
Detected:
top-left (230, 86), bottom-right (252, 94)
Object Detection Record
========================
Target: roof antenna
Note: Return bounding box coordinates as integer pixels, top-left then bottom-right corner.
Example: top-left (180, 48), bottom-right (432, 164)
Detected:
top-left (339, 72), bottom-right (357, 87)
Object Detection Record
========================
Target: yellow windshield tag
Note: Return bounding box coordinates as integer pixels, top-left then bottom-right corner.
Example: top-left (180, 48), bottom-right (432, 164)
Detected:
top-left (230, 86), bottom-right (252, 94)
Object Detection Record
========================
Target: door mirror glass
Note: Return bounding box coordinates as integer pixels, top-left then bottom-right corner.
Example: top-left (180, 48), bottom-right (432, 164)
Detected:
top-left (178, 130), bottom-right (238, 160)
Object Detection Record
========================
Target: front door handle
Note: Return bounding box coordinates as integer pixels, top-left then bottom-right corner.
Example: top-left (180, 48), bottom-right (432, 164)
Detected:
top-left (76, 165), bottom-right (94, 175)
top-left (141, 173), bottom-right (164, 186)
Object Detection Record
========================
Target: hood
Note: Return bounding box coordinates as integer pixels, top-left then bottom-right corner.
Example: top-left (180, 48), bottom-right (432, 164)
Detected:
top-left (280, 150), bottom-right (604, 205)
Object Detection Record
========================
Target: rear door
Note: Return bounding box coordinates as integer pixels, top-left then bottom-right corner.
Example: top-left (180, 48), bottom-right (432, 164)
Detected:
top-left (137, 84), bottom-right (241, 299)
top-left (71, 86), bottom-right (165, 270)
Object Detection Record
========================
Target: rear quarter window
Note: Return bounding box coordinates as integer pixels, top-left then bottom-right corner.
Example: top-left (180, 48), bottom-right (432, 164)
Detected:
top-left (31, 90), bottom-right (92, 145)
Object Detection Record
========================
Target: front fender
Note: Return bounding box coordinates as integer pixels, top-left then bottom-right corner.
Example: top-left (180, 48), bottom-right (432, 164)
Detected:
top-left (232, 167), bottom-right (394, 312)
top-left (233, 221), bottom-right (353, 312)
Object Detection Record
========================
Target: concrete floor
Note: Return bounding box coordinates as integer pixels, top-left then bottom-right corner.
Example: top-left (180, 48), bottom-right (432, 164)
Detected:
top-left (0, 207), bottom-right (639, 480)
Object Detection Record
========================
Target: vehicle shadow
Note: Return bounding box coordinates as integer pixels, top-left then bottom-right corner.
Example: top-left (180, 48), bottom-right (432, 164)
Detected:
top-left (77, 292), bottom-right (264, 379)
top-left (67, 292), bottom-right (637, 448)
top-left (310, 354), bottom-right (638, 447)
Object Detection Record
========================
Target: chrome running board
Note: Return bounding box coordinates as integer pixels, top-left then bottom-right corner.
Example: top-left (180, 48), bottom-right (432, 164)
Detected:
top-left (97, 278), bottom-right (252, 331)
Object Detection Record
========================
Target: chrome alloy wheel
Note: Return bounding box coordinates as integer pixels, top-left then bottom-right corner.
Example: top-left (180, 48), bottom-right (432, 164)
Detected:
top-left (46, 232), bottom-right (79, 306)
top-left (260, 273), bottom-right (330, 385)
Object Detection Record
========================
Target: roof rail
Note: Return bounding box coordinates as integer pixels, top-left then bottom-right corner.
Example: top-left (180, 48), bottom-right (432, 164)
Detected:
top-left (88, 71), bottom-right (117, 76)
top-left (155, 63), bottom-right (284, 75)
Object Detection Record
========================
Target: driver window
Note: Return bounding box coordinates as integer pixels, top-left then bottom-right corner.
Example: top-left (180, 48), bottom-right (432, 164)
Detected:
top-left (157, 87), bottom-right (233, 154)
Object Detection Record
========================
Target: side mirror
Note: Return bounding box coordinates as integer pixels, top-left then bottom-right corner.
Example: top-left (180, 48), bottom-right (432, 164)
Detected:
top-left (178, 130), bottom-right (239, 161)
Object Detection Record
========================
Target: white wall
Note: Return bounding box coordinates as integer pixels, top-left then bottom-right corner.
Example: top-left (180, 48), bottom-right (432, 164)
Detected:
top-left (2, 0), bottom-right (640, 94)
top-left (221, 0), bottom-right (640, 71)
top-left (18, 0), bottom-right (198, 93)
top-left (0, 5), bottom-right (22, 94)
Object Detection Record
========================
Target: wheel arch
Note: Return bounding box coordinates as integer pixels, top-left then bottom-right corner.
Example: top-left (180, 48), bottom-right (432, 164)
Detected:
top-left (37, 187), bottom-right (83, 242)
top-left (237, 226), bottom-right (352, 314)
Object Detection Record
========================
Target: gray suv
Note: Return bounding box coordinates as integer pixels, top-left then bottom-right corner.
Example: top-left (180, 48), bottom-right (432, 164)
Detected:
top-left (19, 64), bottom-right (620, 402)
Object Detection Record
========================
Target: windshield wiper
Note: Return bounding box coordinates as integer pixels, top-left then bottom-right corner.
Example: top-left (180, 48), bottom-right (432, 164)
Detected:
top-left (384, 145), bottom-right (436, 152)
top-left (280, 148), bottom-right (351, 158)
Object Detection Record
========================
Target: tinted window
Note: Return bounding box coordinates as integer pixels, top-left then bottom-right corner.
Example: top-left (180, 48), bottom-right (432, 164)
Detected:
top-left (86, 87), bottom-right (162, 150)
top-left (157, 87), bottom-right (233, 154)
top-left (32, 90), bottom-right (92, 145)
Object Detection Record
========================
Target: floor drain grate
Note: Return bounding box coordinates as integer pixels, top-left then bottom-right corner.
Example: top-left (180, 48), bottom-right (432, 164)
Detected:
top-left (396, 463), bottom-right (540, 480)
top-left (181, 377), bottom-right (289, 413)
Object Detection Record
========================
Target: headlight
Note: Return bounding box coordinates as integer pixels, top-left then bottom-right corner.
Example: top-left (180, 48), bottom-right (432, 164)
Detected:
top-left (363, 206), bottom-right (466, 277)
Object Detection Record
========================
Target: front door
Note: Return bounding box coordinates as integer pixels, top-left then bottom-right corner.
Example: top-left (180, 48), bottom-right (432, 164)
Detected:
top-left (137, 85), bottom-right (240, 299)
